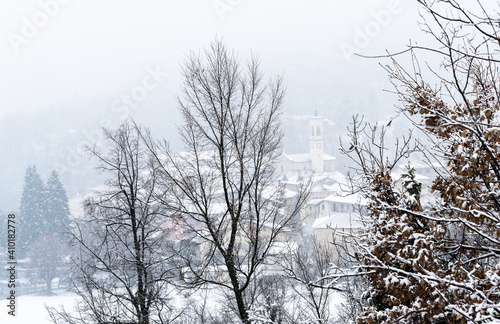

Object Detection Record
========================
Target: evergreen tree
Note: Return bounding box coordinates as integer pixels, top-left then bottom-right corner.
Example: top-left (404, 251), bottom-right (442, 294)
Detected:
top-left (45, 170), bottom-right (70, 237)
top-left (19, 165), bottom-right (46, 258)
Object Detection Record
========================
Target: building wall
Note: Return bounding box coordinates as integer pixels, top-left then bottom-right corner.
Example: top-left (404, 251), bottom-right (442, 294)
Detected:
top-left (324, 158), bottom-right (335, 172)
top-left (277, 157), bottom-right (310, 173)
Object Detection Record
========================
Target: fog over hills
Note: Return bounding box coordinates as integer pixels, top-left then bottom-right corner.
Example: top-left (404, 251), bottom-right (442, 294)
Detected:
top-left (0, 0), bottom-right (424, 212)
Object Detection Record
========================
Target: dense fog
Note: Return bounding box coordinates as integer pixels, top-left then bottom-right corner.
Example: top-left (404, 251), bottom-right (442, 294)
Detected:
top-left (0, 0), bottom-right (422, 212)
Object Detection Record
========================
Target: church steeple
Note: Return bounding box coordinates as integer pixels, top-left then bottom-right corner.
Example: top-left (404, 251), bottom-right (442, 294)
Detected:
top-left (310, 114), bottom-right (324, 172)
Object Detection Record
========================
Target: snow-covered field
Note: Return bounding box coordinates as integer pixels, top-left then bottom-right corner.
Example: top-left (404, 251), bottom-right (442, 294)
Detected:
top-left (0, 291), bottom-right (77, 324)
top-left (0, 288), bottom-right (345, 323)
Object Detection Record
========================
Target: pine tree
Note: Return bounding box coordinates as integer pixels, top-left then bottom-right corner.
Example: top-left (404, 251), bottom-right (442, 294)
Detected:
top-left (19, 165), bottom-right (47, 258)
top-left (45, 170), bottom-right (70, 237)
top-left (19, 167), bottom-right (70, 258)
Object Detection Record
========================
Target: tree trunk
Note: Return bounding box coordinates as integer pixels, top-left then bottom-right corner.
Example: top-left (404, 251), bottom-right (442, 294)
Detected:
top-left (226, 256), bottom-right (249, 323)
top-left (231, 280), bottom-right (249, 323)
top-left (46, 277), bottom-right (52, 294)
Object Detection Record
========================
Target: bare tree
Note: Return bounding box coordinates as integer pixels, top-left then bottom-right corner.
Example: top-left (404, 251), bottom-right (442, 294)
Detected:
top-left (282, 238), bottom-right (339, 324)
top-left (143, 39), bottom-right (310, 323)
top-left (48, 121), bottom-right (176, 324)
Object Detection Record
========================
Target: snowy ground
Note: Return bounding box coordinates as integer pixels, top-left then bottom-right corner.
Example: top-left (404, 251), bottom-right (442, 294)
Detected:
top-left (0, 290), bottom-right (77, 324)
top-left (0, 288), bottom-right (345, 323)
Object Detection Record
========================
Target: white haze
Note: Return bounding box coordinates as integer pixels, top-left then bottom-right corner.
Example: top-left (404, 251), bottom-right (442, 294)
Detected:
top-left (0, 0), bottom-right (425, 211)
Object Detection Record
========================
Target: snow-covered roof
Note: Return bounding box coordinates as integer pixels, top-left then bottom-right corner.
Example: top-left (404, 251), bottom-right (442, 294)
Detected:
top-left (281, 153), bottom-right (336, 163)
top-left (277, 170), bottom-right (346, 186)
top-left (268, 241), bottom-right (299, 255)
top-left (324, 193), bottom-right (367, 205)
top-left (397, 161), bottom-right (445, 170)
top-left (307, 198), bottom-right (324, 206)
top-left (261, 185), bottom-right (298, 200)
top-left (282, 153), bottom-right (311, 163)
top-left (208, 202), bottom-right (228, 215)
top-left (311, 171), bottom-right (346, 183)
top-left (312, 213), bottom-right (362, 229)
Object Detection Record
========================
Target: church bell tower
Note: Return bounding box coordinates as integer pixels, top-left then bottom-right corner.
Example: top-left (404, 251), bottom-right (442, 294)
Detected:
top-left (309, 111), bottom-right (324, 172)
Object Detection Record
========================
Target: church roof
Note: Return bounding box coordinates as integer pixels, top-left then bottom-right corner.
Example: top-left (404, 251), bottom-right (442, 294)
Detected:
top-left (281, 153), bottom-right (336, 163)
top-left (282, 153), bottom-right (311, 163)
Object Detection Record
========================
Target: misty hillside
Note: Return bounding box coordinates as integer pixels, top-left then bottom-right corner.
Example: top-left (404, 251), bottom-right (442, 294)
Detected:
top-left (0, 82), bottom-right (405, 214)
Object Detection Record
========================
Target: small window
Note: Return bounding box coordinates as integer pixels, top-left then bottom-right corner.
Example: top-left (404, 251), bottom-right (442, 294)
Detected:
top-left (316, 126), bottom-right (321, 136)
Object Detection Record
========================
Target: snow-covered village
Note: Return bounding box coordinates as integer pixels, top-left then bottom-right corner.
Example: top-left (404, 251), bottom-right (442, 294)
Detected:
top-left (2, 1), bottom-right (500, 323)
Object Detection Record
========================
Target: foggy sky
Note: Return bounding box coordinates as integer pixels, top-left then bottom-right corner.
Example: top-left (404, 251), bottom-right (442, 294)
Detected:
top-left (0, 0), bottom-right (425, 212)
top-left (1, 0), bottom-right (421, 119)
